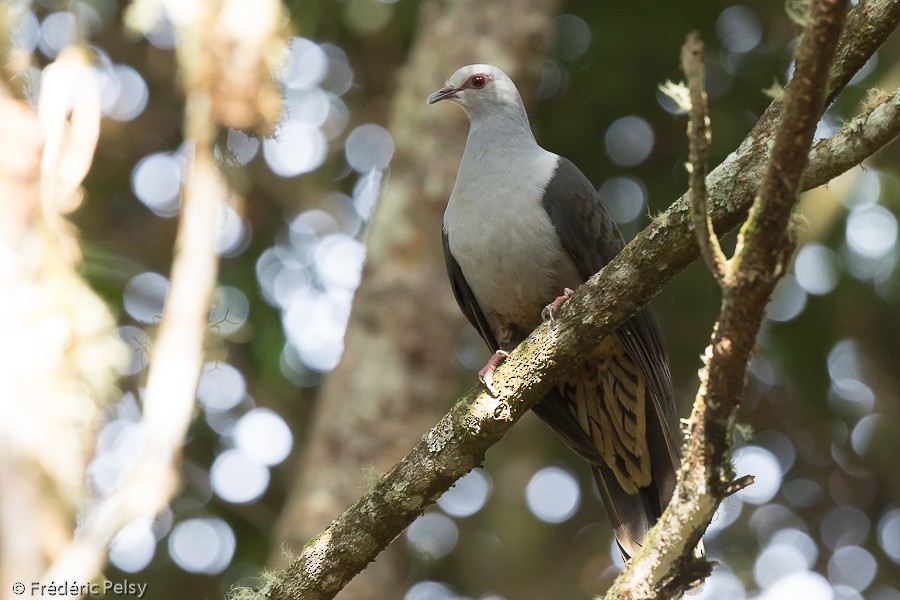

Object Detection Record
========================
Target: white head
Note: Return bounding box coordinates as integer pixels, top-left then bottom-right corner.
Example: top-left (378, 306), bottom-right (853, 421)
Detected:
top-left (427, 64), bottom-right (527, 122)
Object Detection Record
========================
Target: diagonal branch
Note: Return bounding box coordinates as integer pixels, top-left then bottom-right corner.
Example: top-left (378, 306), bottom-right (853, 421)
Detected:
top-left (238, 2), bottom-right (900, 596)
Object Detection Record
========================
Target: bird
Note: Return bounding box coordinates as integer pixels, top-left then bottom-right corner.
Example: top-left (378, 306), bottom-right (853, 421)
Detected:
top-left (429, 64), bottom-right (684, 561)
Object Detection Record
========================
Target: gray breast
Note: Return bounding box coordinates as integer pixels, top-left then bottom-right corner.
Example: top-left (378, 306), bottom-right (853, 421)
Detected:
top-left (444, 152), bottom-right (582, 348)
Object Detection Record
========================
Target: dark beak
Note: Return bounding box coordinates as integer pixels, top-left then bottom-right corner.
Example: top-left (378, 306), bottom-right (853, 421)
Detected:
top-left (427, 86), bottom-right (460, 104)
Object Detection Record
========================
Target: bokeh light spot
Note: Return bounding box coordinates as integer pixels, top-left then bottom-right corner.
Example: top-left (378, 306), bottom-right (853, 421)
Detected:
top-left (821, 506), bottom-right (870, 549)
top-left (733, 446), bottom-right (782, 505)
top-left (604, 116), bottom-right (654, 167)
top-left (717, 6), bottom-right (763, 53)
top-left (123, 272), bottom-right (169, 324)
top-left (105, 64), bottom-right (148, 121)
top-left (759, 571), bottom-right (833, 600)
top-left (794, 243), bottom-right (840, 295)
top-left (436, 469), bottom-right (492, 518)
top-left (754, 542), bottom-right (809, 589)
top-left (599, 177), bottom-right (647, 224)
top-left (320, 43), bottom-right (354, 96)
top-left (116, 325), bottom-right (149, 376)
top-left (555, 14), bottom-right (592, 61)
top-left (131, 153), bottom-right (182, 217)
top-left (828, 546), bottom-right (877, 591)
top-left (284, 87), bottom-right (330, 127)
top-left (168, 517), bottom-right (235, 574)
top-left (525, 466), bottom-right (580, 523)
top-left (234, 408), bottom-right (293, 466)
top-left (39, 11), bottom-right (76, 58)
top-left (210, 449), bottom-right (270, 504)
top-left (765, 275), bottom-right (807, 322)
top-left (283, 37), bottom-right (328, 90)
top-left (12, 11), bottom-right (40, 55)
top-left (226, 128), bottom-right (260, 165)
top-left (842, 169), bottom-right (881, 208)
top-left (313, 234), bottom-right (366, 291)
top-left (851, 414), bottom-right (880, 456)
top-left (694, 570), bottom-right (746, 600)
top-left (846, 204), bottom-right (897, 259)
top-left (263, 120), bottom-right (327, 177)
top-left (109, 519), bottom-right (156, 573)
top-left (215, 207), bottom-right (251, 257)
top-left (406, 512), bottom-right (459, 560)
top-left (404, 581), bottom-right (455, 600)
top-left (209, 285), bottom-right (251, 334)
top-left (707, 497), bottom-right (742, 535)
top-left (196, 362), bottom-right (246, 411)
top-left (345, 123), bottom-right (394, 172)
top-left (877, 509), bottom-right (900, 563)
top-left (771, 528), bottom-right (819, 566)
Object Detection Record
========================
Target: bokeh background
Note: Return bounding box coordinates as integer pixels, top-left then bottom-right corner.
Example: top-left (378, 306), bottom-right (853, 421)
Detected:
top-left (8, 0), bottom-right (900, 598)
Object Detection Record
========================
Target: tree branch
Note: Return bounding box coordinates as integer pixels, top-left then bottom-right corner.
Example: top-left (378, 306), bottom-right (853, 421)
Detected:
top-left (238, 1), bottom-right (900, 597)
top-left (682, 31), bottom-right (729, 285)
top-left (603, 1), bottom-right (850, 597)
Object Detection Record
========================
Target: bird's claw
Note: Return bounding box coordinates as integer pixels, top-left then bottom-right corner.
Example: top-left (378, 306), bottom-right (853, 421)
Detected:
top-left (542, 288), bottom-right (575, 322)
top-left (478, 350), bottom-right (510, 395)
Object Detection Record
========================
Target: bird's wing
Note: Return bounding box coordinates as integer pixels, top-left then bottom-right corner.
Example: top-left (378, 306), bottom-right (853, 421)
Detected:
top-left (538, 157), bottom-right (681, 559)
top-left (544, 157), bottom-right (675, 422)
top-left (540, 157), bottom-right (677, 429)
top-left (442, 226), bottom-right (500, 353)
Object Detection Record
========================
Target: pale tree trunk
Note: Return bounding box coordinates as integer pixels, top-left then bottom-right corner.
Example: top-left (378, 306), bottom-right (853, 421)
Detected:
top-left (272, 0), bottom-right (561, 597)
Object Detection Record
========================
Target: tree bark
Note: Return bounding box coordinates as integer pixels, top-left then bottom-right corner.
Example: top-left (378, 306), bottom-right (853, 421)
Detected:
top-left (271, 1), bottom-right (561, 597)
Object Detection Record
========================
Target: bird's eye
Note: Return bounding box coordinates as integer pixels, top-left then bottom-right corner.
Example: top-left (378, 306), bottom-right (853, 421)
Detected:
top-left (471, 75), bottom-right (487, 89)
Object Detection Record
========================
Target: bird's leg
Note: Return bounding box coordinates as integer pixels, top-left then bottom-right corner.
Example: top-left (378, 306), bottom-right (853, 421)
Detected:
top-left (478, 350), bottom-right (510, 395)
top-left (542, 288), bottom-right (575, 322)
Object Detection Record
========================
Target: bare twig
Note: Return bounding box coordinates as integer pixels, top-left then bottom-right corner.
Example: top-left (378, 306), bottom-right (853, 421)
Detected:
top-left (724, 475), bottom-right (755, 497)
top-left (682, 31), bottom-right (729, 285)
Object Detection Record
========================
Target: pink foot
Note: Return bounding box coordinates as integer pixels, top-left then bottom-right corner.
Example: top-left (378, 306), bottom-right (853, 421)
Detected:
top-left (478, 350), bottom-right (510, 395)
top-left (541, 288), bottom-right (575, 322)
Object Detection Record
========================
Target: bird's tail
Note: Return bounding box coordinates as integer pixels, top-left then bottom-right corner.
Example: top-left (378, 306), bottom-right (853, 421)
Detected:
top-left (591, 463), bottom-right (666, 561)
top-left (590, 378), bottom-right (703, 563)
top-left (594, 464), bottom-right (705, 600)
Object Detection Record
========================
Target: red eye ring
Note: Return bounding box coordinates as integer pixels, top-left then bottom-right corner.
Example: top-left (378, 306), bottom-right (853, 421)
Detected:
top-left (470, 74), bottom-right (488, 89)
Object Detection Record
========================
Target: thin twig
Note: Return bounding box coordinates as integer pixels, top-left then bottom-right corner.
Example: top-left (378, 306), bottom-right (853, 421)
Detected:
top-left (682, 31), bottom-right (730, 285)
top-left (724, 475), bottom-right (755, 497)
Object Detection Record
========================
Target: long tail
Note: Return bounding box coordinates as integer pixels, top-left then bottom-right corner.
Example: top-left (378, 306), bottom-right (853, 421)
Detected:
top-left (532, 333), bottom-right (701, 562)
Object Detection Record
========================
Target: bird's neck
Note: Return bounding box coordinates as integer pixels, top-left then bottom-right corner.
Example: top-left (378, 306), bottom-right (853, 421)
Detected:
top-left (464, 109), bottom-right (539, 156)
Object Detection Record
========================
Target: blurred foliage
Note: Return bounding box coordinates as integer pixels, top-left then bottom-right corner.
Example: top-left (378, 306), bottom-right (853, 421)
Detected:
top-left (15, 0), bottom-right (900, 598)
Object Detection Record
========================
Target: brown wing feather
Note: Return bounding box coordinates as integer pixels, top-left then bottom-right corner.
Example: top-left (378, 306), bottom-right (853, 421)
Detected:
top-left (557, 335), bottom-right (651, 495)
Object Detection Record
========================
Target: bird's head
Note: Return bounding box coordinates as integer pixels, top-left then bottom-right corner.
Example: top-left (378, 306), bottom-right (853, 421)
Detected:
top-left (427, 64), bottom-right (524, 119)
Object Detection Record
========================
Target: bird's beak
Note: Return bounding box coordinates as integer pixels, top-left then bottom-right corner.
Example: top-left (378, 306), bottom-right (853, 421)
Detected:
top-left (427, 86), bottom-right (460, 104)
